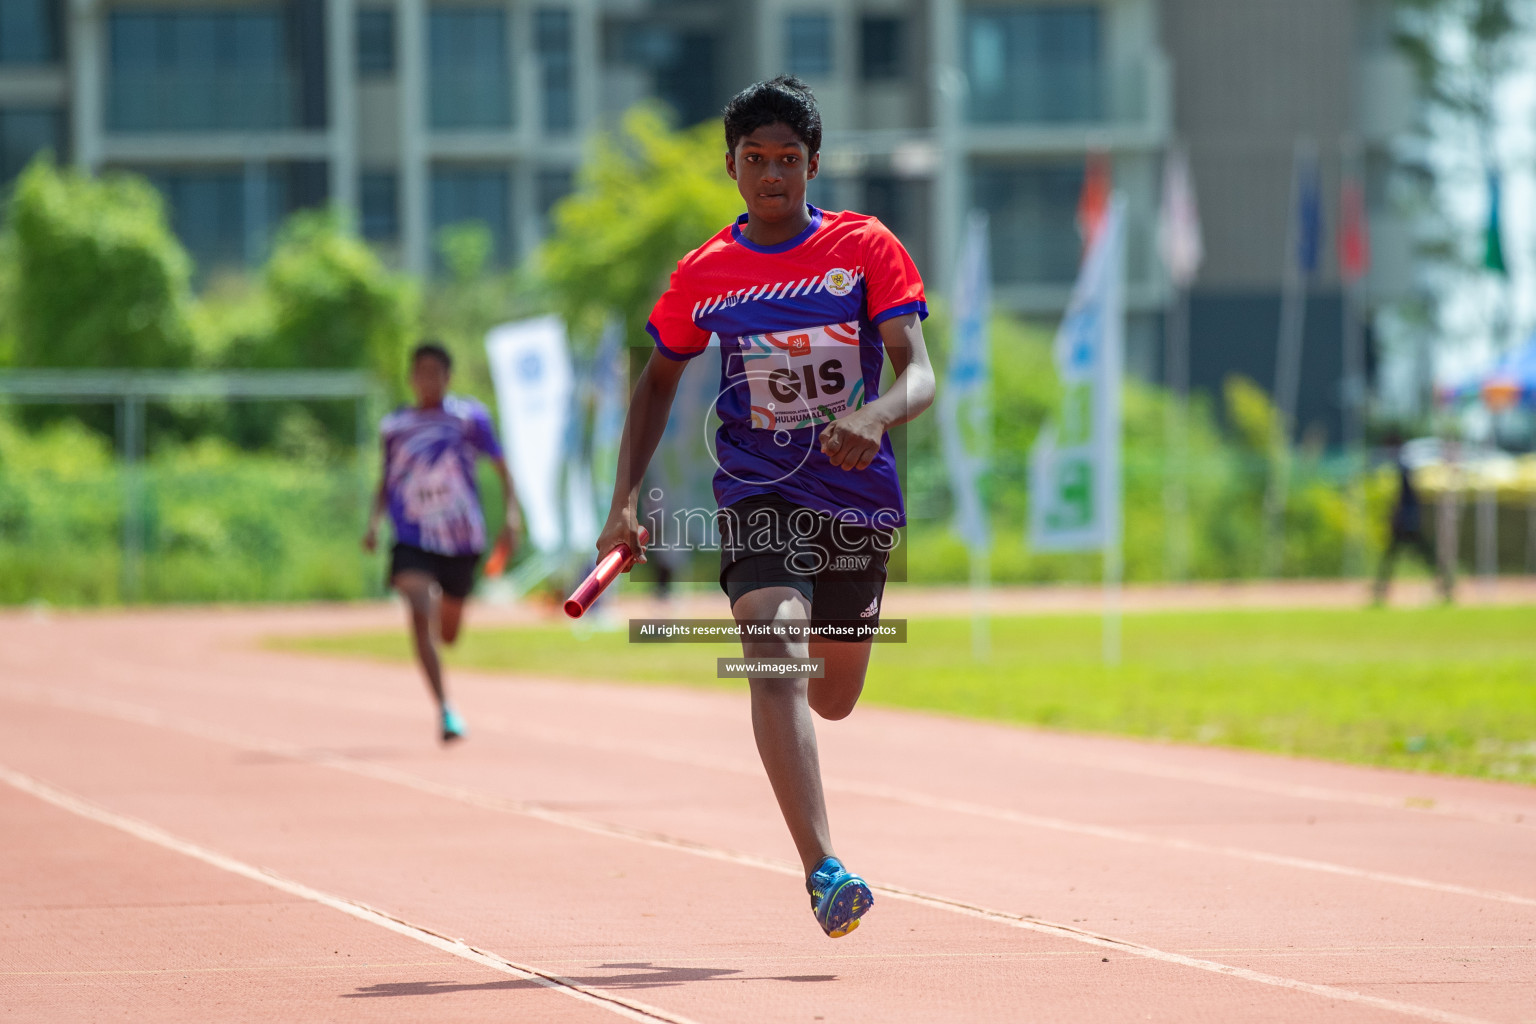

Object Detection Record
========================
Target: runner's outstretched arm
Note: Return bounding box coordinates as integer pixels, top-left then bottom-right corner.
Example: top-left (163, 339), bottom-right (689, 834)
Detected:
top-left (362, 440), bottom-right (389, 552)
top-left (596, 350), bottom-right (689, 563)
top-left (818, 312), bottom-right (936, 471)
top-left (489, 457), bottom-right (523, 557)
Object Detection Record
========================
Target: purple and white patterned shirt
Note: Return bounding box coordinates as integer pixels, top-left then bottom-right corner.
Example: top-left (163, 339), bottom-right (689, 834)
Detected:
top-left (381, 395), bottom-right (503, 556)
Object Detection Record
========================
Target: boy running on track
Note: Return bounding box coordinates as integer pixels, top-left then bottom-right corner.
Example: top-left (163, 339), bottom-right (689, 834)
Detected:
top-left (364, 341), bottom-right (522, 743)
top-left (597, 76), bottom-right (936, 938)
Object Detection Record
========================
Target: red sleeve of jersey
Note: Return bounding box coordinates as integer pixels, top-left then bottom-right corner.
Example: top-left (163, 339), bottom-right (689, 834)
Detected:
top-left (645, 261), bottom-right (710, 361)
top-left (863, 219), bottom-right (929, 325)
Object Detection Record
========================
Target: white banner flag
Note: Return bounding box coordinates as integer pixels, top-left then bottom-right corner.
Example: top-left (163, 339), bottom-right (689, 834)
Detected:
top-left (1029, 196), bottom-right (1126, 552)
top-left (1157, 144), bottom-right (1204, 290)
top-left (485, 315), bottom-right (572, 554)
top-left (939, 211), bottom-right (992, 552)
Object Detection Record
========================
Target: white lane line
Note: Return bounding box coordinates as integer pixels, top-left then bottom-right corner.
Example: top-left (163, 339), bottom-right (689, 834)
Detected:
top-left (9, 679), bottom-right (1536, 913)
top-left (458, 716), bottom-right (1536, 911)
top-left (0, 689), bottom-right (1507, 1024)
top-left (0, 765), bottom-right (700, 1024)
top-left (249, 651), bottom-right (1536, 830)
top-left (867, 882), bottom-right (1502, 1024)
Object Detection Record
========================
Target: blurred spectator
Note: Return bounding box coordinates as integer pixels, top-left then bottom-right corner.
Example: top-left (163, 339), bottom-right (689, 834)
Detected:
top-left (1373, 436), bottom-right (1454, 605)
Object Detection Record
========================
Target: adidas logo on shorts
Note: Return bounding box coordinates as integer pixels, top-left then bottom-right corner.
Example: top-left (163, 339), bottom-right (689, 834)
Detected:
top-left (859, 597), bottom-right (879, 619)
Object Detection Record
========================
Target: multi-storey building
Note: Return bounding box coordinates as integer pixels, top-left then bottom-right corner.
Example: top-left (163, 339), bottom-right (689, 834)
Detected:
top-left (0, 0), bottom-right (1414, 437)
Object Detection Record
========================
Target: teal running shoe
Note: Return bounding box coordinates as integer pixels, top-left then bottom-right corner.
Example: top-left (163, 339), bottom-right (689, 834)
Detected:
top-left (440, 704), bottom-right (466, 743)
top-left (807, 856), bottom-right (873, 938)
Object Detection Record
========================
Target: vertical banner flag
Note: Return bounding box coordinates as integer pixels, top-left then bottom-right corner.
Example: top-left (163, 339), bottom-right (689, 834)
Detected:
top-left (590, 318), bottom-right (627, 496)
top-left (563, 318), bottom-right (628, 557)
top-left (1295, 144), bottom-right (1324, 278)
top-left (939, 211), bottom-right (993, 551)
top-left (1030, 196), bottom-right (1127, 552)
top-left (486, 315), bottom-right (573, 553)
top-left (1339, 164), bottom-right (1371, 286)
top-left (1157, 145), bottom-right (1203, 290)
top-left (1485, 170), bottom-right (1508, 275)
top-left (1077, 151), bottom-right (1113, 253)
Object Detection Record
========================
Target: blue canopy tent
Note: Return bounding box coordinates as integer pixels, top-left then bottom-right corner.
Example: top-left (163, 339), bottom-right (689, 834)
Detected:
top-left (1437, 334), bottom-right (1536, 410)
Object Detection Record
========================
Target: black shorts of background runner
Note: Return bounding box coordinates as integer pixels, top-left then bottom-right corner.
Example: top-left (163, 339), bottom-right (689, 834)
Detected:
top-left (717, 493), bottom-right (892, 642)
top-left (389, 543), bottom-right (481, 600)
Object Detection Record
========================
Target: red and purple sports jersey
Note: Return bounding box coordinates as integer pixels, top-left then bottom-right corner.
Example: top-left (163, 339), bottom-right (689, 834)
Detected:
top-left (646, 206), bottom-right (926, 525)
top-left (381, 395), bottom-right (503, 556)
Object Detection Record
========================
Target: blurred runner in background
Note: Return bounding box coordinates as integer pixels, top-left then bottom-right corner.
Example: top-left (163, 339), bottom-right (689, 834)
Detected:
top-left (364, 341), bottom-right (522, 742)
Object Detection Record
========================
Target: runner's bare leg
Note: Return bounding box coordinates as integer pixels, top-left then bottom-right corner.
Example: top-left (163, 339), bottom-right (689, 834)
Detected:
top-left (394, 571), bottom-right (446, 706)
top-left (733, 586), bottom-right (834, 876)
top-left (807, 636), bottom-right (873, 721)
top-left (439, 596), bottom-right (465, 646)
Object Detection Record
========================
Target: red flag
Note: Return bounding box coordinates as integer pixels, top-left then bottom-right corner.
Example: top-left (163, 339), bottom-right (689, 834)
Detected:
top-left (1077, 151), bottom-right (1112, 253)
top-left (1339, 174), bottom-right (1371, 284)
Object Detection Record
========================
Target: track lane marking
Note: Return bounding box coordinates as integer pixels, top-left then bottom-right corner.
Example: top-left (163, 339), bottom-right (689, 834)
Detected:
top-left (0, 766), bottom-right (701, 1024)
top-left (471, 717), bottom-right (1536, 909)
top-left (25, 633), bottom-right (1536, 831)
top-left (17, 682), bottom-right (1527, 911)
top-left (0, 691), bottom-right (1510, 1024)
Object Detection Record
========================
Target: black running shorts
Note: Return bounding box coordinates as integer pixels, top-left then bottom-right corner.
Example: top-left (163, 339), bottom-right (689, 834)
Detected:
top-left (389, 542), bottom-right (481, 600)
top-left (717, 493), bottom-right (892, 642)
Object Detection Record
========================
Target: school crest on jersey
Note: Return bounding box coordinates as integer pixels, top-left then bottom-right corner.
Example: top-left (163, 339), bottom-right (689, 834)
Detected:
top-left (823, 268), bottom-right (856, 296)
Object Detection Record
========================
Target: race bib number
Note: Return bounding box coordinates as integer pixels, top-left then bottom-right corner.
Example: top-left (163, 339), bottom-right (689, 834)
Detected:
top-left (401, 456), bottom-right (473, 526)
top-left (740, 321), bottom-right (866, 431)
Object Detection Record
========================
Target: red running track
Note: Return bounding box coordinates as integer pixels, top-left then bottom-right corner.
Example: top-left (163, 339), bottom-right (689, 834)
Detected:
top-left (1, 603), bottom-right (1533, 1023)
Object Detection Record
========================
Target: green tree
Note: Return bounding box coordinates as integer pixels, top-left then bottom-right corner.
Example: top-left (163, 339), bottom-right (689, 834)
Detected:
top-left (418, 221), bottom-right (543, 404)
top-left (538, 106), bottom-right (742, 351)
top-left (250, 211), bottom-right (415, 380)
top-left (5, 157), bottom-right (193, 371)
top-left (1390, 0), bottom-right (1521, 414)
top-left (226, 211), bottom-right (416, 447)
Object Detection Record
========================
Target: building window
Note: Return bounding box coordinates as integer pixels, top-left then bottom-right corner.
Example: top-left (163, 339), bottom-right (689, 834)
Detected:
top-left (535, 166), bottom-right (573, 234)
top-left (965, 6), bottom-right (1102, 124)
top-left (431, 166), bottom-right (511, 267)
top-left (0, 108), bottom-right (63, 184)
top-left (607, 20), bottom-right (717, 128)
top-left (107, 10), bottom-right (298, 132)
top-left (535, 8), bottom-right (574, 135)
top-left (140, 165), bottom-right (278, 270)
top-left (357, 8), bottom-right (394, 76)
top-left (859, 15), bottom-right (903, 81)
top-left (0, 0), bottom-right (59, 64)
top-left (971, 162), bottom-right (1084, 285)
top-left (429, 9), bottom-right (511, 130)
top-left (137, 161), bottom-right (325, 271)
top-left (785, 14), bottom-right (831, 78)
top-left (360, 171), bottom-right (398, 241)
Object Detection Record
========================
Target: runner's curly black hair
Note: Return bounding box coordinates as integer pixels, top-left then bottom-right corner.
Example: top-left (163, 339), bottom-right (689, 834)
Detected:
top-left (723, 75), bottom-right (822, 156)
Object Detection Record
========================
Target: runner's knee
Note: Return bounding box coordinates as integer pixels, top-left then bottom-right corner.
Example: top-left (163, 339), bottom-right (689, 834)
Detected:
top-left (808, 678), bottom-right (863, 721)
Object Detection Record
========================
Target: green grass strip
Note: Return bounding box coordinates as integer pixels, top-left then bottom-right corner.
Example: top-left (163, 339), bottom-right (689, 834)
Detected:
top-left (282, 605), bottom-right (1536, 785)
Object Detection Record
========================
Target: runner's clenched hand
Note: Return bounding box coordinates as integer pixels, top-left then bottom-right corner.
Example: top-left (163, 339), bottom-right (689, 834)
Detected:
top-left (818, 409), bottom-right (884, 471)
top-left (596, 505), bottom-right (648, 568)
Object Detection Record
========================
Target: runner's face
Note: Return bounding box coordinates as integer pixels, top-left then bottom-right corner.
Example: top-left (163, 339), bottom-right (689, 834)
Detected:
top-left (728, 123), bottom-right (818, 223)
top-left (410, 357), bottom-right (449, 407)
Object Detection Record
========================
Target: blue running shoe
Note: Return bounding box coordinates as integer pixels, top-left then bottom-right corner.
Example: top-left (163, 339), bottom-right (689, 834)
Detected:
top-left (440, 704), bottom-right (466, 743)
top-left (807, 856), bottom-right (873, 938)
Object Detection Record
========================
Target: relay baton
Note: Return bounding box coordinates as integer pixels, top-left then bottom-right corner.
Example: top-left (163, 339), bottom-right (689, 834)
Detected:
top-left (482, 533), bottom-right (511, 578)
top-left (564, 526), bottom-right (649, 618)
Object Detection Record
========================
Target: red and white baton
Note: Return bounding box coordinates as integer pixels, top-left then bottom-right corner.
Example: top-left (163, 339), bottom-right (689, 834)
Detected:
top-left (563, 527), bottom-right (650, 618)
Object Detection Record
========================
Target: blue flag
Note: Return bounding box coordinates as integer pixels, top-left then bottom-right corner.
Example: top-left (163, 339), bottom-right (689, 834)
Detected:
top-left (1295, 146), bottom-right (1324, 277)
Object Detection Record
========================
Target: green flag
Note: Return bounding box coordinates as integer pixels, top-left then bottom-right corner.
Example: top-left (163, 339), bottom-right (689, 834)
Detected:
top-left (1485, 171), bottom-right (1507, 275)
